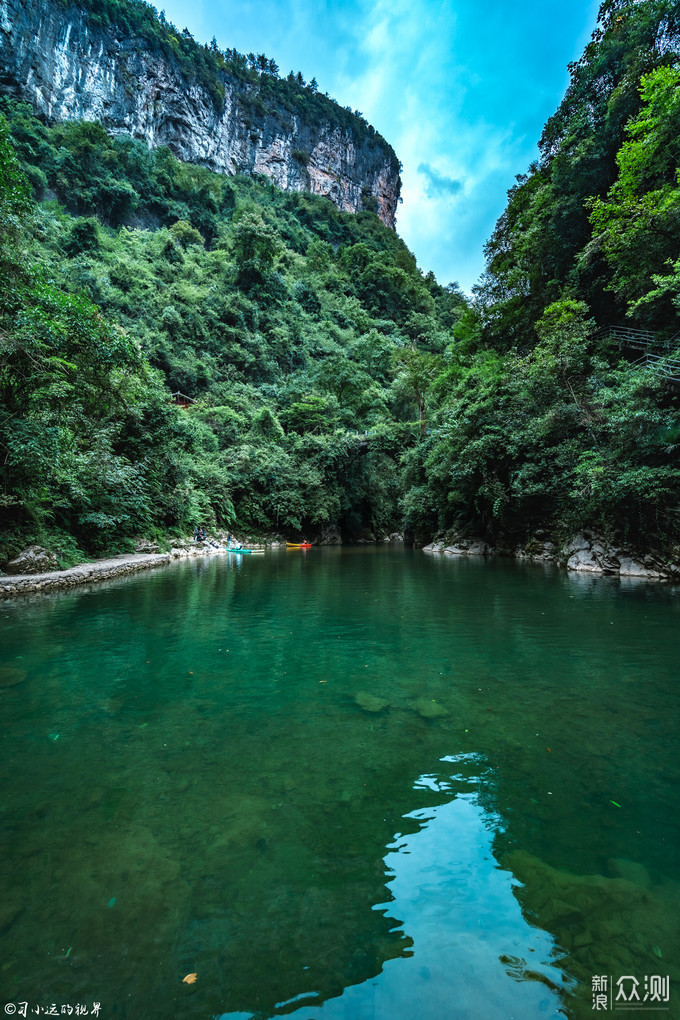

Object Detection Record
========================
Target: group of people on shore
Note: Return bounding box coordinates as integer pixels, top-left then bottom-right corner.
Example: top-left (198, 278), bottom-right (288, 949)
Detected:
top-left (193, 526), bottom-right (242, 550)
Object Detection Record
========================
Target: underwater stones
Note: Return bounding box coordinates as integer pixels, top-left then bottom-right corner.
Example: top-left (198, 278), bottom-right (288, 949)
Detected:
top-left (204, 794), bottom-right (272, 856)
top-left (544, 897), bottom-right (582, 924)
top-left (354, 692), bottom-right (389, 713)
top-left (0, 898), bottom-right (24, 932)
top-left (0, 666), bottom-right (26, 687)
top-left (410, 697), bottom-right (448, 719)
top-left (505, 848), bottom-right (680, 999)
top-left (608, 857), bottom-right (652, 889)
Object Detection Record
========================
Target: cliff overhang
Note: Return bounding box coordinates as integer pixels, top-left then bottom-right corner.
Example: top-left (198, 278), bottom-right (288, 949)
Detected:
top-left (0, 0), bottom-right (400, 228)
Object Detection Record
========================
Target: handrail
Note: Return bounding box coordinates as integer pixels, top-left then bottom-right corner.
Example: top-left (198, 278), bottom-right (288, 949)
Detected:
top-left (598, 325), bottom-right (658, 347)
top-left (599, 324), bottom-right (680, 383)
top-left (632, 352), bottom-right (680, 383)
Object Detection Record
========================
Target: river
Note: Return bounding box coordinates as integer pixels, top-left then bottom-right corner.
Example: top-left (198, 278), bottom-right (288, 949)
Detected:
top-left (1, 547), bottom-right (678, 1019)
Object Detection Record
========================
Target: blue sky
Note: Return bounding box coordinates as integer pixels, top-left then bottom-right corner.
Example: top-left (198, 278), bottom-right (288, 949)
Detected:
top-left (159, 0), bottom-right (601, 292)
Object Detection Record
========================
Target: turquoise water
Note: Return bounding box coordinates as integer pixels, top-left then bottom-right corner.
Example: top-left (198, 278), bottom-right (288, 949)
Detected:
top-left (1, 548), bottom-right (678, 1019)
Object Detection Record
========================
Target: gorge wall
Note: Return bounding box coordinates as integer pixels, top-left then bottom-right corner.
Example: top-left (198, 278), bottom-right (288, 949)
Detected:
top-left (0, 0), bottom-right (400, 228)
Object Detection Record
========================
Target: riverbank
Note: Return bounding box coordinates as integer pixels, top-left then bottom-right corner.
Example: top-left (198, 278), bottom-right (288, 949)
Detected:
top-left (0, 543), bottom-right (231, 599)
top-left (4, 529), bottom-right (677, 599)
top-left (422, 530), bottom-right (680, 581)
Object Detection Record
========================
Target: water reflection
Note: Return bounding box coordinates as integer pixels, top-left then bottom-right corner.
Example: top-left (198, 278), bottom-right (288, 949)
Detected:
top-left (215, 755), bottom-right (570, 1020)
top-left (1, 549), bottom-right (678, 1019)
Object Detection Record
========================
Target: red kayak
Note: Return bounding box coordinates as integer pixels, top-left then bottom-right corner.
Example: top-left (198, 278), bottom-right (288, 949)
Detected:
top-left (286, 542), bottom-right (312, 548)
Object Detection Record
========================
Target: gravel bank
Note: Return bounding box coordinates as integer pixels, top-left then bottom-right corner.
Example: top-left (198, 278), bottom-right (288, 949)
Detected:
top-left (0, 545), bottom-right (227, 598)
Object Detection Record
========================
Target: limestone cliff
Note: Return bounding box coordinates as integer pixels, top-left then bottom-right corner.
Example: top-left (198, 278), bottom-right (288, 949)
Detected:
top-left (0, 0), bottom-right (400, 228)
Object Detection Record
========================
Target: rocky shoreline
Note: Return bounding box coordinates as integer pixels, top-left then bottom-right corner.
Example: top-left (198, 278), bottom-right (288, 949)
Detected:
top-left (3, 529), bottom-right (677, 599)
top-left (0, 530), bottom-right (408, 598)
top-left (0, 542), bottom-right (238, 599)
top-left (422, 531), bottom-right (680, 581)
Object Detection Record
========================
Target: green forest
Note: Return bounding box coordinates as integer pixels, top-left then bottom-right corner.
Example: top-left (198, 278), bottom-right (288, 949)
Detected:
top-left (1, 0), bottom-right (679, 567)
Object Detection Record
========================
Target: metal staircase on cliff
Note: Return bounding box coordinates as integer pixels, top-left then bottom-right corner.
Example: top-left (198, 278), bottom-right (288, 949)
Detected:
top-left (598, 325), bottom-right (680, 384)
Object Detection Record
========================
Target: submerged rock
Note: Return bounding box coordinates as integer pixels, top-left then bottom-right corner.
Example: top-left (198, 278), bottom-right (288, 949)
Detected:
top-left (0, 898), bottom-right (24, 931)
top-left (504, 848), bottom-right (680, 1001)
top-left (0, 666), bottom-right (27, 688)
top-left (607, 857), bottom-right (652, 890)
top-left (410, 697), bottom-right (448, 719)
top-left (354, 692), bottom-right (389, 713)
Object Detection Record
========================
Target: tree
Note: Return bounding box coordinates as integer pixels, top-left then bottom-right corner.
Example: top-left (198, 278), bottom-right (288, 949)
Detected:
top-left (229, 211), bottom-right (281, 288)
top-left (589, 65), bottom-right (680, 323)
top-left (391, 348), bottom-right (442, 436)
top-left (0, 116), bottom-right (33, 295)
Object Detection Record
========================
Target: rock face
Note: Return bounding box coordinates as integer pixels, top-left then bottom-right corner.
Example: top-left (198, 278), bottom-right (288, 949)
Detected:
top-left (0, 0), bottom-right (400, 227)
top-left (5, 545), bottom-right (59, 574)
top-left (422, 529), bottom-right (679, 580)
top-left (423, 537), bottom-right (492, 556)
top-left (561, 533), bottom-right (670, 579)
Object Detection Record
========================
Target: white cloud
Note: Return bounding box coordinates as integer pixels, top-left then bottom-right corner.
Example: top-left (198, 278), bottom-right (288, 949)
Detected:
top-left (149, 0), bottom-right (603, 291)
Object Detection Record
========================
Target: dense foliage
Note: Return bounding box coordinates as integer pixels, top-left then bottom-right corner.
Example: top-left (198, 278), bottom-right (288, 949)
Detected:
top-left (477, 0), bottom-right (680, 341)
top-left (401, 0), bottom-right (680, 551)
top-left (2, 0), bottom-right (679, 567)
top-left (0, 100), bottom-right (461, 563)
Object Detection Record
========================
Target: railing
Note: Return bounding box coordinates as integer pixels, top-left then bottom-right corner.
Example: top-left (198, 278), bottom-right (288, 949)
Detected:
top-left (599, 325), bottom-right (680, 383)
top-left (633, 353), bottom-right (680, 383)
top-left (169, 391), bottom-right (196, 407)
top-left (597, 325), bottom-right (658, 348)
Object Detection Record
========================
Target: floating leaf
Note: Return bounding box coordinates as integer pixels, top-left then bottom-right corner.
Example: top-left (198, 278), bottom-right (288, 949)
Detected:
top-left (610, 800), bottom-right (621, 808)
top-left (183, 973), bottom-right (198, 984)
